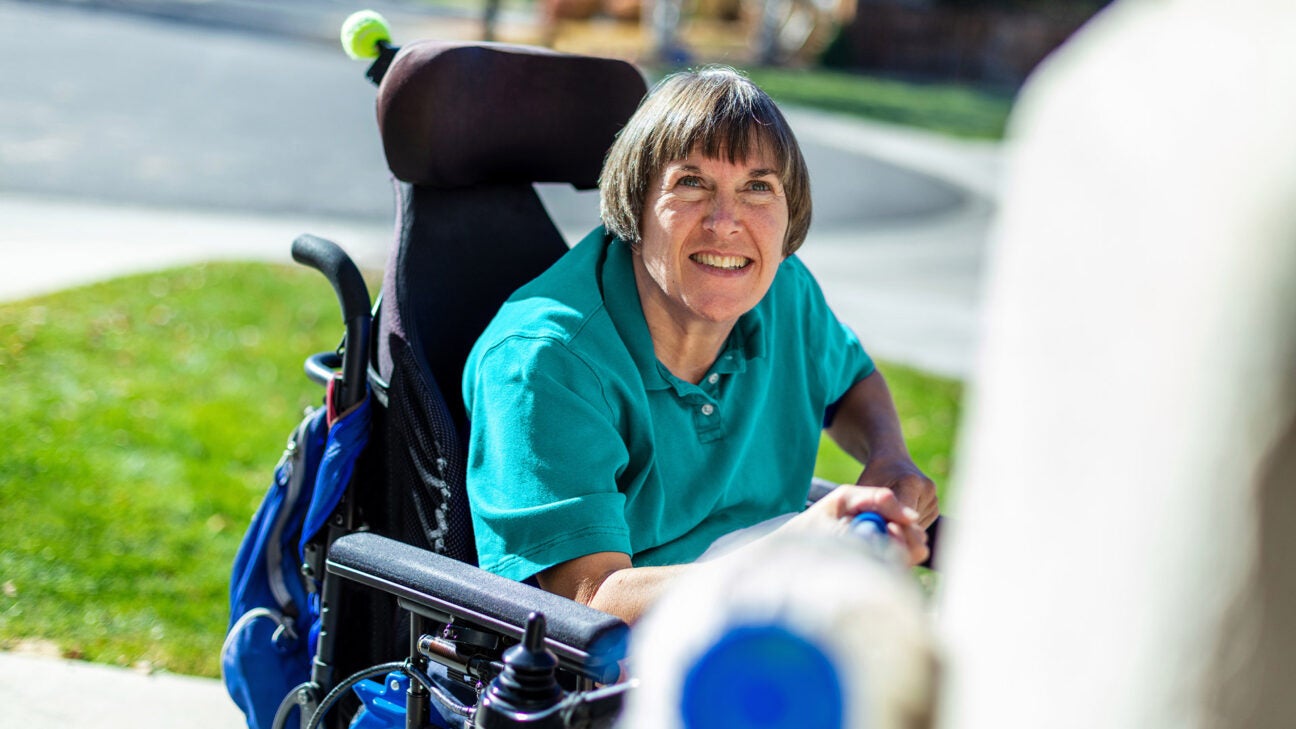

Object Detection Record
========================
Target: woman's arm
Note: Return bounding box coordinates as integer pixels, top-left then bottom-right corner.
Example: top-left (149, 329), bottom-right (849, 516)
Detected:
top-left (538, 552), bottom-right (685, 624)
top-left (536, 485), bottom-right (929, 624)
top-left (826, 370), bottom-right (940, 527)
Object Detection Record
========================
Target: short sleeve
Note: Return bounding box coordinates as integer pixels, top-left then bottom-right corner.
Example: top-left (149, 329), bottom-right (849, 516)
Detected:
top-left (464, 335), bottom-right (633, 581)
top-left (783, 257), bottom-right (874, 411)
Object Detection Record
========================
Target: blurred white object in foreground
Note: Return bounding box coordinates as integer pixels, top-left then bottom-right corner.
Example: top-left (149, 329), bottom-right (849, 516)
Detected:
top-left (621, 534), bottom-right (939, 729)
top-left (939, 0), bottom-right (1296, 727)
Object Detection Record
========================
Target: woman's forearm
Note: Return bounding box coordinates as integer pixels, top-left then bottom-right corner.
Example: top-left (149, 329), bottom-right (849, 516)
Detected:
top-left (826, 370), bottom-right (912, 465)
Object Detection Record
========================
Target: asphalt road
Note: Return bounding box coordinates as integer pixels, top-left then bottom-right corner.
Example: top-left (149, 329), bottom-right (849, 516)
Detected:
top-left (1, 0), bottom-right (962, 227)
top-left (2, 0), bottom-right (391, 219)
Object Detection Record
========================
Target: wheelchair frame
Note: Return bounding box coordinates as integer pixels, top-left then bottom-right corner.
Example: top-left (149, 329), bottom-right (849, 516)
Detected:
top-left (286, 225), bottom-right (632, 729)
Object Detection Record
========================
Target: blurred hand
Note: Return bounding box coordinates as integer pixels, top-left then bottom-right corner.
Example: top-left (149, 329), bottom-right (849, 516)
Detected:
top-left (782, 485), bottom-right (929, 566)
top-left (858, 458), bottom-right (939, 528)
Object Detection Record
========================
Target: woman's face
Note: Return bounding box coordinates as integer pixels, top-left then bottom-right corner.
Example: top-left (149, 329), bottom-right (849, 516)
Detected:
top-left (633, 149), bottom-right (790, 334)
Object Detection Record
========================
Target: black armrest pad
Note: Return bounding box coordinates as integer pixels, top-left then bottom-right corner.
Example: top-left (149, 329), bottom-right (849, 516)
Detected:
top-left (326, 532), bottom-right (628, 677)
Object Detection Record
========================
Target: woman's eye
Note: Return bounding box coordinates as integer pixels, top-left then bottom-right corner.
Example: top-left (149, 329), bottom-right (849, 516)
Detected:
top-left (679, 176), bottom-right (703, 188)
top-left (749, 180), bottom-right (774, 192)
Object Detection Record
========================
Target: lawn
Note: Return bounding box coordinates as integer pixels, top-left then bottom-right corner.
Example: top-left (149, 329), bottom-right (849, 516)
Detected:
top-left (743, 67), bottom-right (1012, 140)
top-left (640, 55), bottom-right (1012, 140)
top-left (0, 263), bottom-right (961, 678)
top-left (0, 263), bottom-right (336, 675)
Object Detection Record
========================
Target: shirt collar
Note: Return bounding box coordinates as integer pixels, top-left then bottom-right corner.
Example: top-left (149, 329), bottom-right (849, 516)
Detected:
top-left (600, 230), bottom-right (673, 391)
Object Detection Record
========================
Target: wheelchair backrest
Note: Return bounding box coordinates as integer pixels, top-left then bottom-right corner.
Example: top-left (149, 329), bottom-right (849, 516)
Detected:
top-left (368, 41), bottom-right (647, 562)
top-left (375, 40), bottom-right (645, 426)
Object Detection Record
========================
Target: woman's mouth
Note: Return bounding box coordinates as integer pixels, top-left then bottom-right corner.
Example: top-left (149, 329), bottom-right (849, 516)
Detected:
top-left (690, 252), bottom-right (751, 270)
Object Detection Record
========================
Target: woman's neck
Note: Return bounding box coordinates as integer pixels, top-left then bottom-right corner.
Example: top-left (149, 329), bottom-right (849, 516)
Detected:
top-left (631, 262), bottom-right (734, 385)
top-left (647, 317), bottom-right (730, 384)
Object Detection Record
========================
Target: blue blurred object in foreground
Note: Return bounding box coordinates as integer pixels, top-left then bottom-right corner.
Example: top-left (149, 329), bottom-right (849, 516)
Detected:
top-left (849, 511), bottom-right (888, 540)
top-left (680, 623), bottom-right (845, 729)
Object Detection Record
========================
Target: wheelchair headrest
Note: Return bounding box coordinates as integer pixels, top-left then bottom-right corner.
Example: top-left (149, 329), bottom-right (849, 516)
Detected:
top-left (376, 40), bottom-right (647, 190)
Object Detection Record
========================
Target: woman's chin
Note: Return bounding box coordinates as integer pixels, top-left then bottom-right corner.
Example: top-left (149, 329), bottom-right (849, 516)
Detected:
top-left (680, 296), bottom-right (761, 327)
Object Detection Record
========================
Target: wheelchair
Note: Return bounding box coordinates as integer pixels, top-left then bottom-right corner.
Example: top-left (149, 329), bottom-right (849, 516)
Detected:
top-left (255, 20), bottom-right (648, 729)
top-left (233, 14), bottom-right (939, 729)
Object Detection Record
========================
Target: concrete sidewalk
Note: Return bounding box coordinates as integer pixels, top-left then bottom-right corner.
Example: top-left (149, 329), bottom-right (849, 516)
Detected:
top-left (0, 650), bottom-right (245, 728)
top-left (0, 196), bottom-right (391, 304)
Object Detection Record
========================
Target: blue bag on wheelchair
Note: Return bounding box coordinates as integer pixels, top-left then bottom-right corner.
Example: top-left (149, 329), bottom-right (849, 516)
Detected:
top-left (222, 398), bottom-right (371, 729)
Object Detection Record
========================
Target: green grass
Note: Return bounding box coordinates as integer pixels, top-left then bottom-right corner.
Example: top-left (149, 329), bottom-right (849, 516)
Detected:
top-left (0, 263), bottom-right (961, 678)
top-left (0, 263), bottom-right (339, 675)
top-left (743, 66), bottom-right (1013, 140)
top-left (814, 362), bottom-right (962, 505)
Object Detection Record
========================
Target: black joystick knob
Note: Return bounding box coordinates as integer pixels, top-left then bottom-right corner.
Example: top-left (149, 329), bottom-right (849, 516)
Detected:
top-left (475, 613), bottom-right (565, 728)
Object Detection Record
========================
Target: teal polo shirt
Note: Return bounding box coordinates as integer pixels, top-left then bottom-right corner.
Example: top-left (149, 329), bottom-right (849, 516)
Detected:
top-left (462, 227), bottom-right (874, 582)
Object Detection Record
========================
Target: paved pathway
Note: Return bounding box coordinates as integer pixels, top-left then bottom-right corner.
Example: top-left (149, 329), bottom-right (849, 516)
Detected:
top-left (0, 649), bottom-right (245, 728)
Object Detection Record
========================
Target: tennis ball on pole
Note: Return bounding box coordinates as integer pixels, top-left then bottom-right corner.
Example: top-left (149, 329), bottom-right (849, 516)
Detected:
top-left (341, 10), bottom-right (392, 60)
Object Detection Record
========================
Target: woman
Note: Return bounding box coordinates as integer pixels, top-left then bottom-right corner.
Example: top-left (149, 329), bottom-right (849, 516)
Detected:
top-left (462, 66), bottom-right (937, 623)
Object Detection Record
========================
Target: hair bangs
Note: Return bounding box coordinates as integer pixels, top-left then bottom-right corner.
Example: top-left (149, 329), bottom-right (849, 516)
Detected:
top-left (658, 85), bottom-right (789, 174)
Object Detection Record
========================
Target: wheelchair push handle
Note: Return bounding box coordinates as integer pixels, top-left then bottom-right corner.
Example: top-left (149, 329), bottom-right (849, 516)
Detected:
top-left (291, 234), bottom-right (371, 412)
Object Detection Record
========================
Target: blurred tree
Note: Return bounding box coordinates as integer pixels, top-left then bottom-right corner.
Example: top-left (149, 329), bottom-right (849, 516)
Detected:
top-left (823, 0), bottom-right (1112, 86)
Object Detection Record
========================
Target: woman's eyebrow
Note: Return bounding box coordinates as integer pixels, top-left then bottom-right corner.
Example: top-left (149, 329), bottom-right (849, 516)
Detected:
top-left (748, 168), bottom-right (779, 178)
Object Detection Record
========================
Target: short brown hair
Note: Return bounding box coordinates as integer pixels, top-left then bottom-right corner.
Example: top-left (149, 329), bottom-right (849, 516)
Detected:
top-left (599, 66), bottom-right (812, 256)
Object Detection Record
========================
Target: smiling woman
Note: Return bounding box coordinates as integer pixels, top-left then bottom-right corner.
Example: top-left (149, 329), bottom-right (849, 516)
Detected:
top-left (462, 66), bottom-right (937, 625)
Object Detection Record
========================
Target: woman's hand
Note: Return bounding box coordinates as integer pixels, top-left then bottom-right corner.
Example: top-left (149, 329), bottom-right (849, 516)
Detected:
top-left (857, 457), bottom-right (939, 528)
top-left (825, 372), bottom-right (940, 529)
top-left (781, 485), bottom-right (929, 566)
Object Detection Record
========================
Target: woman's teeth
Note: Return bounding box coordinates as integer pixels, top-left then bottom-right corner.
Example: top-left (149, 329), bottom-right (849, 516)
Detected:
top-left (691, 253), bottom-right (750, 270)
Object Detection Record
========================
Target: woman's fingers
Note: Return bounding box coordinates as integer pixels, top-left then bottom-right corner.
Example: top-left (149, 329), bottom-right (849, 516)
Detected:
top-left (888, 520), bottom-right (930, 566)
top-left (790, 485), bottom-right (930, 564)
top-left (889, 474), bottom-right (939, 528)
top-left (835, 485), bottom-right (917, 525)
top-left (835, 485), bottom-right (929, 566)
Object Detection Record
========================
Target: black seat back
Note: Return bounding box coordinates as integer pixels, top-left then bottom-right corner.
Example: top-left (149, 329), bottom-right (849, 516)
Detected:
top-left (368, 41), bottom-right (645, 564)
top-left (330, 41), bottom-right (644, 697)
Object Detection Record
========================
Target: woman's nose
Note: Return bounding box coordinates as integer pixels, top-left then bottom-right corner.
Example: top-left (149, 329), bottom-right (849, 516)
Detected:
top-left (703, 195), bottom-right (741, 236)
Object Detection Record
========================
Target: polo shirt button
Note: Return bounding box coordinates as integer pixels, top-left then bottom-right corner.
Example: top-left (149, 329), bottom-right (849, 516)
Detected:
top-left (706, 373), bottom-right (720, 385)
top-left (700, 404), bottom-right (715, 416)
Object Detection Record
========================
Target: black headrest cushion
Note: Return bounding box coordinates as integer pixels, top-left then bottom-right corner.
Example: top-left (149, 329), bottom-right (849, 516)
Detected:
top-left (376, 41), bottom-right (647, 190)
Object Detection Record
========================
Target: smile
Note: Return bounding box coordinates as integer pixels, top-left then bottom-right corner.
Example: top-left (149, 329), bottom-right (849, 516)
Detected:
top-left (690, 253), bottom-right (751, 270)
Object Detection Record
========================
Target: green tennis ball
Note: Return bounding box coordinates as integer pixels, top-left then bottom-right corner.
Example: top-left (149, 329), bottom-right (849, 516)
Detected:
top-left (341, 10), bottom-right (392, 61)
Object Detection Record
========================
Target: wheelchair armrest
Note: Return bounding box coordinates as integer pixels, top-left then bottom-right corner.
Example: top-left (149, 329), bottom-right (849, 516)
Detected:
top-left (326, 532), bottom-right (628, 682)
